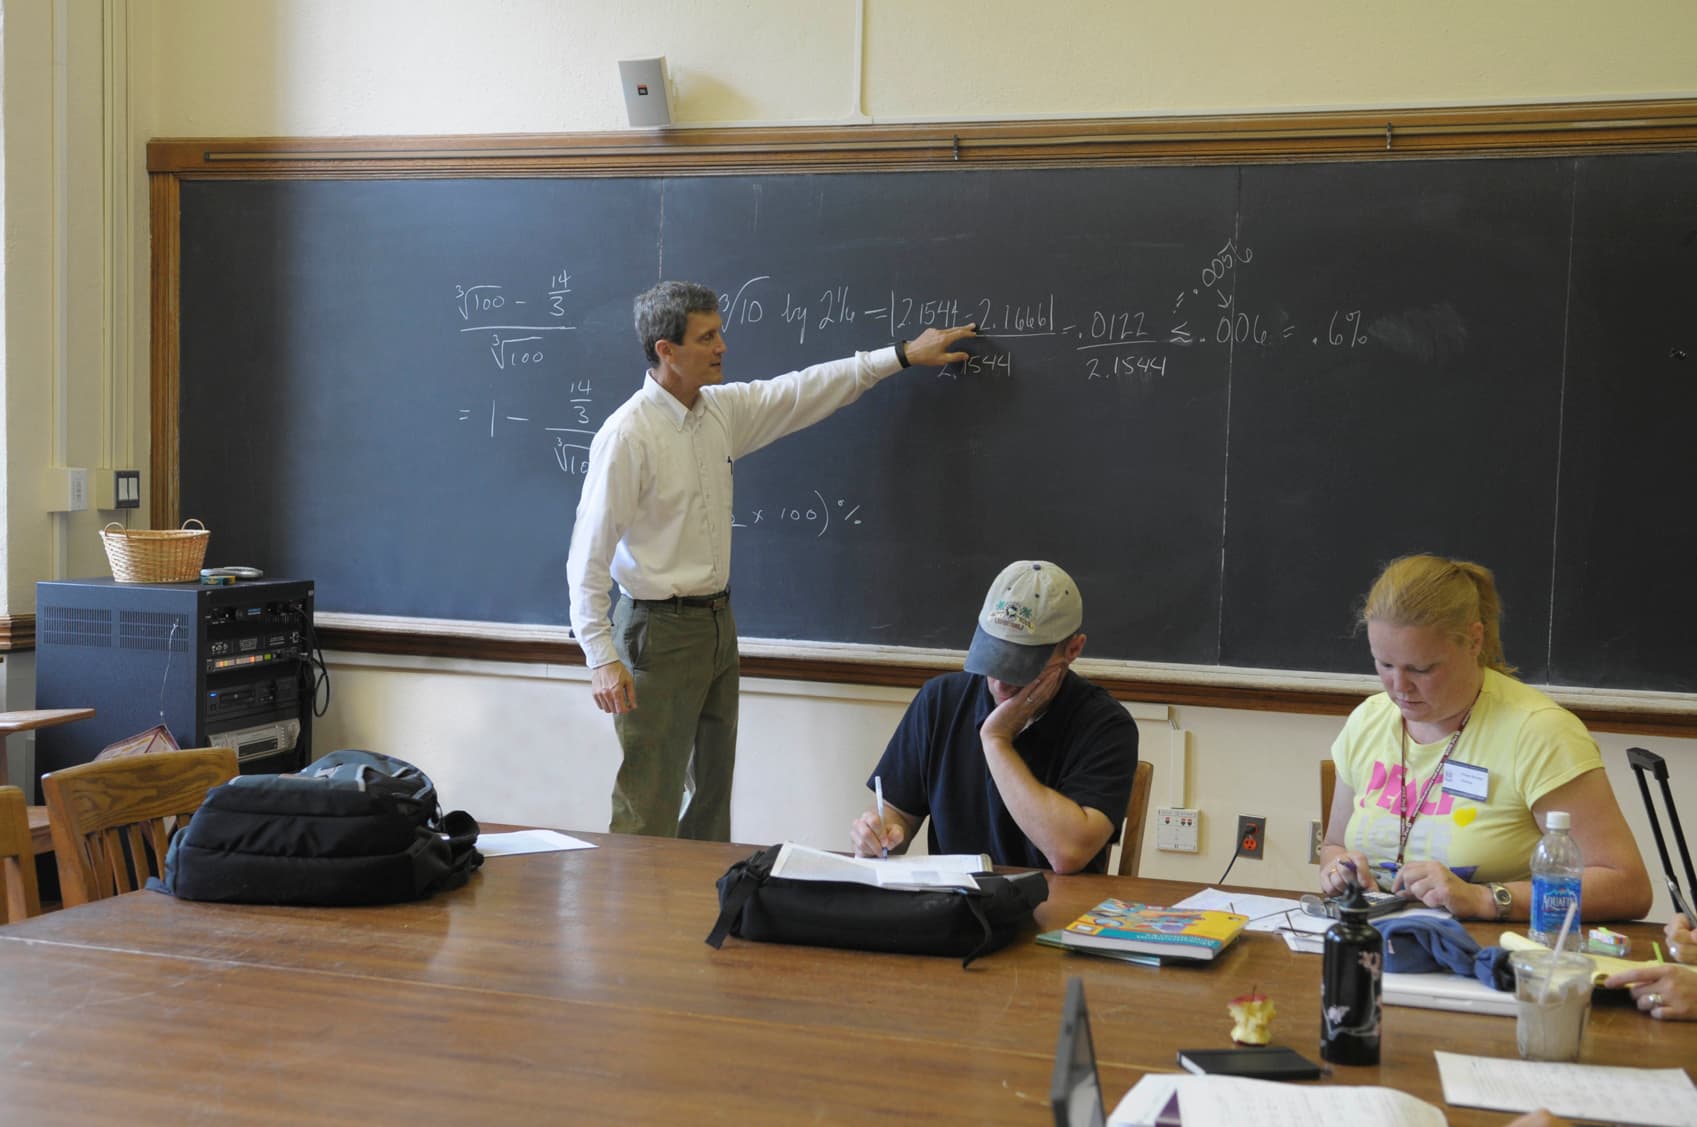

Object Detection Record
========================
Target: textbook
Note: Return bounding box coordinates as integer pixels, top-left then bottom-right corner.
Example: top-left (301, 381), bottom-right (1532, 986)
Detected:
top-left (1035, 929), bottom-right (1167, 967)
top-left (1059, 899), bottom-right (1248, 961)
top-left (766, 841), bottom-right (992, 890)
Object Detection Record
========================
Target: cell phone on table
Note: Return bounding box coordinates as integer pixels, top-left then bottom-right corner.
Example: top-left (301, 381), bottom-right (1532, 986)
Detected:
top-left (1300, 889), bottom-right (1414, 921)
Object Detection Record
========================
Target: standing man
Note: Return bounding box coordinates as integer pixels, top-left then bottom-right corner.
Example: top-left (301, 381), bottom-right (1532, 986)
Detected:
top-left (568, 279), bottom-right (976, 840)
top-left (849, 560), bottom-right (1140, 874)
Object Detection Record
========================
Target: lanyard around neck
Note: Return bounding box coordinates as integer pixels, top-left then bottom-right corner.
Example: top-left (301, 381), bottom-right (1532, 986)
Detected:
top-left (1395, 706), bottom-right (1474, 867)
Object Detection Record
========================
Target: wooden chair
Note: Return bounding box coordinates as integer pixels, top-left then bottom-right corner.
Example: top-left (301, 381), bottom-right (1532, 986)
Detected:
top-left (0, 785), bottom-right (43, 922)
top-left (1115, 759), bottom-right (1155, 877)
top-left (1320, 759), bottom-right (1337, 830)
top-left (42, 748), bottom-right (237, 908)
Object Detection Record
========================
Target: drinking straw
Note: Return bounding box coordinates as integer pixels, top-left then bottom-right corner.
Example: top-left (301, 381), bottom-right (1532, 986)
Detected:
top-left (1540, 901), bottom-right (1580, 1004)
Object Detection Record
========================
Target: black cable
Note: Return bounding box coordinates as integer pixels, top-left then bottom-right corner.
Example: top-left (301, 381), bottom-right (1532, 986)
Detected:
top-left (303, 618), bottom-right (331, 718)
top-left (1216, 851), bottom-right (1240, 888)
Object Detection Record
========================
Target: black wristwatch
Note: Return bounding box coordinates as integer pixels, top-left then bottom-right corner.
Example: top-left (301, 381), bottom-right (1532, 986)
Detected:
top-left (1488, 882), bottom-right (1512, 921)
top-left (894, 339), bottom-right (911, 368)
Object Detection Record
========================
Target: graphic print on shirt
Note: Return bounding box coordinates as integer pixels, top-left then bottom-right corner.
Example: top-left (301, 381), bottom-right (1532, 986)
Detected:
top-left (1345, 757), bottom-right (1479, 882)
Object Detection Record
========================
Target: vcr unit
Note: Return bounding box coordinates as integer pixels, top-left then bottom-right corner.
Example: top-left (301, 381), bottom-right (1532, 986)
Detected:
top-left (33, 576), bottom-right (315, 798)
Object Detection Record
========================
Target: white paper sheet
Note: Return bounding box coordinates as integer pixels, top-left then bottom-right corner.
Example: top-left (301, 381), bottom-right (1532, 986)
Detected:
top-left (1109, 1074), bottom-right (1446, 1127)
top-left (475, 829), bottom-right (597, 856)
top-left (1170, 889), bottom-right (1313, 931)
top-left (1434, 1050), bottom-right (1697, 1126)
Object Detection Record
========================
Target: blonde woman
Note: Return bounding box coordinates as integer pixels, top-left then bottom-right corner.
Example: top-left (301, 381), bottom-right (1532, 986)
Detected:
top-left (1317, 554), bottom-right (1650, 923)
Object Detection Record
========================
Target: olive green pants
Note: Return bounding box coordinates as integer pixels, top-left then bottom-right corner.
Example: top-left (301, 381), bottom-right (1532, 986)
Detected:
top-left (608, 595), bottom-right (739, 841)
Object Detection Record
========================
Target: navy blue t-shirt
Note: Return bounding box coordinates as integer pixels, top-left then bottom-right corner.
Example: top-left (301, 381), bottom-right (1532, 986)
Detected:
top-left (869, 670), bottom-right (1139, 872)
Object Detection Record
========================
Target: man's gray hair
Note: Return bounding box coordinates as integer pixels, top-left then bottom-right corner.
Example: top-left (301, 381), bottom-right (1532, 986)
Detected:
top-left (634, 281), bottom-right (720, 364)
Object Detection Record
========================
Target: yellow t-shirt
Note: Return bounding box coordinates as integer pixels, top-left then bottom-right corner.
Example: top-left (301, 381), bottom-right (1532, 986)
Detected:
top-left (1330, 668), bottom-right (1600, 885)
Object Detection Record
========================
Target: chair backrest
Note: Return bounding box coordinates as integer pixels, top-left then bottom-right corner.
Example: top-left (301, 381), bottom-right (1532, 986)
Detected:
top-left (1320, 759), bottom-right (1337, 830)
top-left (1116, 760), bottom-right (1155, 878)
top-left (0, 785), bottom-right (42, 922)
top-left (43, 748), bottom-right (238, 907)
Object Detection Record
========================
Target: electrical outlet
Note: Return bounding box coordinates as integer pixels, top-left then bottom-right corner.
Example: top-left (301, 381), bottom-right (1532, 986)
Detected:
top-left (1309, 819), bottom-right (1324, 864)
top-left (1235, 813), bottom-right (1266, 859)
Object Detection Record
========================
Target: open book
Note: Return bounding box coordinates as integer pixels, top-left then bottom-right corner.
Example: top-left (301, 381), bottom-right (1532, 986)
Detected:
top-left (768, 841), bottom-right (991, 890)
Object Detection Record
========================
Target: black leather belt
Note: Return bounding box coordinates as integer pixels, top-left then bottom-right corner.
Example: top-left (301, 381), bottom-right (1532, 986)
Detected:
top-left (630, 590), bottom-right (730, 611)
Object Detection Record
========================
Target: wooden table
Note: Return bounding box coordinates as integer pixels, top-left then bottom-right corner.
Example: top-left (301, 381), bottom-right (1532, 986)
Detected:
top-left (0, 833), bottom-right (1689, 1124)
top-left (0, 707), bottom-right (96, 852)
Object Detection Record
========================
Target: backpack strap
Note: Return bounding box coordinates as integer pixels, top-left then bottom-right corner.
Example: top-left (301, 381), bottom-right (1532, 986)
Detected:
top-left (958, 893), bottom-right (995, 969)
top-left (705, 862), bottom-right (761, 949)
top-left (438, 809), bottom-right (483, 889)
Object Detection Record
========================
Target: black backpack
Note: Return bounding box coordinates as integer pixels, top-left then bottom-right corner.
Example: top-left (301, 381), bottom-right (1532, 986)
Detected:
top-left (706, 844), bottom-right (1049, 967)
top-left (151, 749), bottom-right (482, 906)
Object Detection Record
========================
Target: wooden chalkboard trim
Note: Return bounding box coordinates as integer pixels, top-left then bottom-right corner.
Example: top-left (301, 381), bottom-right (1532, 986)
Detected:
top-left (150, 172), bottom-right (182, 526)
top-left (310, 615), bottom-right (1697, 738)
top-left (146, 98), bottom-right (1697, 178)
top-left (0, 614), bottom-right (33, 652)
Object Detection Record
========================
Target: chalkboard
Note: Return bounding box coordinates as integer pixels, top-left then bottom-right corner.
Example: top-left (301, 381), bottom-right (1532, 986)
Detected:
top-left (175, 151), bottom-right (1697, 691)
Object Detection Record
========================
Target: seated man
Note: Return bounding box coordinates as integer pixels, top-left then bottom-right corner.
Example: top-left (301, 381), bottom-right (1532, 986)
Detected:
top-left (849, 560), bottom-right (1140, 874)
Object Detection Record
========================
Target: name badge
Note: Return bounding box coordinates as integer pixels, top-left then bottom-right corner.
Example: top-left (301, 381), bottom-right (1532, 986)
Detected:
top-left (1441, 760), bottom-right (1489, 802)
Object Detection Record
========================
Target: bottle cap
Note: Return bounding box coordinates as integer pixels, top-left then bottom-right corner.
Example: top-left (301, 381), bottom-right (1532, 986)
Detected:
top-left (1335, 877), bottom-right (1373, 919)
top-left (1544, 810), bottom-right (1571, 831)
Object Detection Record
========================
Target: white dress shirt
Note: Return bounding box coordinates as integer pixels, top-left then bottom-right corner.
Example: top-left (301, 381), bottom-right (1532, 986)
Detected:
top-left (567, 347), bottom-right (902, 668)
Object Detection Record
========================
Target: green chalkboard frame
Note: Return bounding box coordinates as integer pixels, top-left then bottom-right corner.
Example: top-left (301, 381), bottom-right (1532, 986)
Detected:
top-left (146, 99), bottom-right (1697, 735)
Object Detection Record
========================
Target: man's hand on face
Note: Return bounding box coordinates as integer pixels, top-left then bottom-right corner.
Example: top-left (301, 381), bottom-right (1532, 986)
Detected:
top-left (980, 658), bottom-right (1066, 744)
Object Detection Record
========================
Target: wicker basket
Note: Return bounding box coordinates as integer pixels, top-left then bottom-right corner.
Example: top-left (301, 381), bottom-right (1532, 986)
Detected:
top-left (99, 519), bottom-right (210, 583)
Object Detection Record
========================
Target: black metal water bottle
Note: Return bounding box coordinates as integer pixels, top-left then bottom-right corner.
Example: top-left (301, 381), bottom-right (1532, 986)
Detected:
top-left (1320, 879), bottom-right (1382, 1065)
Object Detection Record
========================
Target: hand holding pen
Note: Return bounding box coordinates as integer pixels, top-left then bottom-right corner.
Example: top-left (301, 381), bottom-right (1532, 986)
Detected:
top-left (1319, 848), bottom-right (1374, 896)
top-left (848, 777), bottom-right (907, 858)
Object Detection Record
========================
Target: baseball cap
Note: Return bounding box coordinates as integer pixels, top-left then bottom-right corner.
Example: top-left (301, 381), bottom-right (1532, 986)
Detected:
top-left (963, 561), bottom-right (1083, 685)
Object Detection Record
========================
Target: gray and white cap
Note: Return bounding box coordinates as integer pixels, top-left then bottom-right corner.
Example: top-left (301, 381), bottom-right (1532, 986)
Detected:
top-left (963, 560), bottom-right (1083, 686)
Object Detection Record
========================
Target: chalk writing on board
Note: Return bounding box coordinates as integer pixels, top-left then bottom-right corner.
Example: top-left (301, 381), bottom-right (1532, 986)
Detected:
top-left (446, 257), bottom-right (1396, 474)
top-left (1322, 309), bottom-right (1371, 347)
top-left (733, 491), bottom-right (864, 539)
top-left (1198, 238), bottom-right (1253, 288)
top-left (454, 270), bottom-right (599, 469)
top-left (720, 275), bottom-right (770, 331)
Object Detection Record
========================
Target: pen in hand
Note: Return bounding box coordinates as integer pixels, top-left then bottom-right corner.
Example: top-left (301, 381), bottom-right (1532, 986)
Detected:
top-left (874, 775), bottom-right (888, 860)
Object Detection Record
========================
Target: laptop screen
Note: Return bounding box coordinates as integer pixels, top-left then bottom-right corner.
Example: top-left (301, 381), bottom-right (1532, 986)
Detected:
top-left (1050, 977), bottom-right (1106, 1127)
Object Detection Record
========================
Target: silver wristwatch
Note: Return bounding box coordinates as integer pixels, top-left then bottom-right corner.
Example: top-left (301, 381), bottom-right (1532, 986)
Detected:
top-left (1488, 882), bottom-right (1512, 921)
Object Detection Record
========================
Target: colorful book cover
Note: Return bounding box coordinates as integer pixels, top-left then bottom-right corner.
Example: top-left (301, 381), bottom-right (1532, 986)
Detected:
top-left (1059, 899), bottom-right (1248, 960)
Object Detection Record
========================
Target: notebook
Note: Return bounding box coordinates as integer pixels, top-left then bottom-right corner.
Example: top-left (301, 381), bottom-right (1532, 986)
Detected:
top-left (1177, 1045), bottom-right (1324, 1080)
